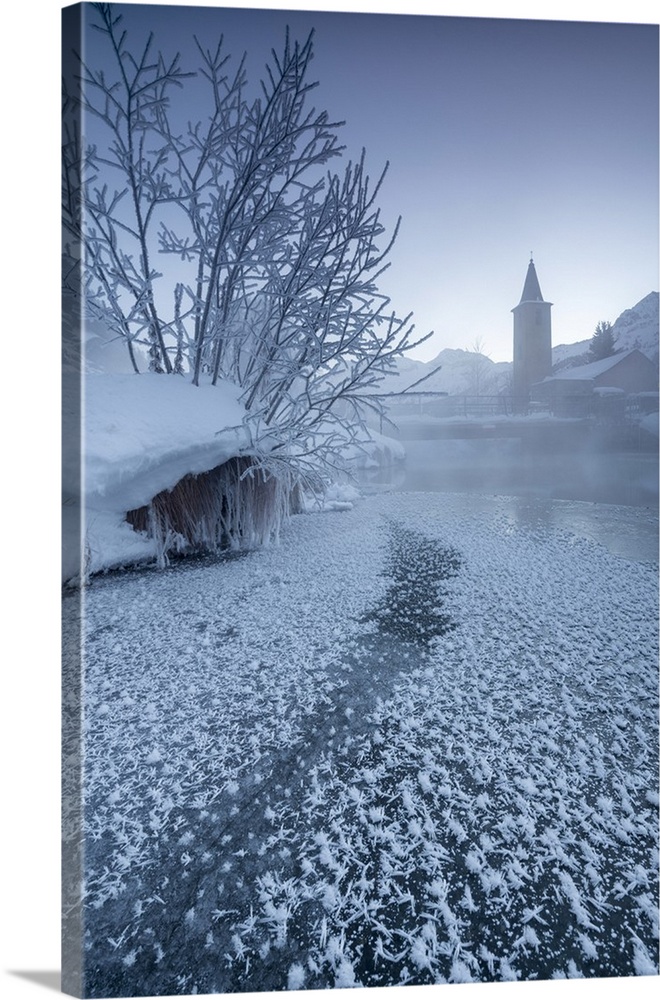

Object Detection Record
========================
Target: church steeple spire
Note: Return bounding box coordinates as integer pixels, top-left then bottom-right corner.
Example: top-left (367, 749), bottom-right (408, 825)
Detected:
top-left (519, 255), bottom-right (544, 304)
top-left (512, 256), bottom-right (553, 406)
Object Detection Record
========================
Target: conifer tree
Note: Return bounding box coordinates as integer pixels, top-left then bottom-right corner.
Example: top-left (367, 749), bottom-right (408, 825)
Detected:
top-left (588, 320), bottom-right (616, 361)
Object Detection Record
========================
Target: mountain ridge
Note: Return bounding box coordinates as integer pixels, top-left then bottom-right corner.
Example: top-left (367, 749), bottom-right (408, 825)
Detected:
top-left (384, 292), bottom-right (658, 397)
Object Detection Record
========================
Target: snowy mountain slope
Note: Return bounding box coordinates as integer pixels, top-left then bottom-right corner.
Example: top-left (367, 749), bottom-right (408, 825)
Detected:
top-left (551, 339), bottom-right (590, 368)
top-left (552, 292), bottom-right (659, 370)
top-left (611, 291), bottom-right (659, 359)
top-left (378, 348), bottom-right (512, 397)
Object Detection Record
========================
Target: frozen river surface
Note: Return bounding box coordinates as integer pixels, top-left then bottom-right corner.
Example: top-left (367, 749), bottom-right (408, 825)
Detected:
top-left (67, 471), bottom-right (659, 995)
top-left (358, 435), bottom-right (658, 563)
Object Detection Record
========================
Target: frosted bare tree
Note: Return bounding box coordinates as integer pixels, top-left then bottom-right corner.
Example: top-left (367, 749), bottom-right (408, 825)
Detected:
top-left (62, 2), bottom-right (430, 486)
top-left (463, 337), bottom-right (498, 397)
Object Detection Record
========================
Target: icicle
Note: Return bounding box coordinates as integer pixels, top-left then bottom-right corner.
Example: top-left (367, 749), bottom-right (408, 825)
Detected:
top-left (126, 456), bottom-right (300, 567)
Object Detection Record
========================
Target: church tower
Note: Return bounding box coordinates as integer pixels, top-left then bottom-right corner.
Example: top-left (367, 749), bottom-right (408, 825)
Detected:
top-left (512, 256), bottom-right (552, 403)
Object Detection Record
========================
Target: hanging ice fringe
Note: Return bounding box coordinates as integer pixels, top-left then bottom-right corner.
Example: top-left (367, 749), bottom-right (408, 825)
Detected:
top-left (126, 457), bottom-right (302, 567)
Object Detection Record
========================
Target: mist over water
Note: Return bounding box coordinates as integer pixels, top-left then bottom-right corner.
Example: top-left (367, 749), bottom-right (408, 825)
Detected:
top-left (381, 437), bottom-right (657, 506)
top-left (357, 429), bottom-right (659, 562)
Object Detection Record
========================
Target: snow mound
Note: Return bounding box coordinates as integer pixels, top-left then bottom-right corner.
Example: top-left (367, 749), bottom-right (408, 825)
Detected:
top-left (303, 482), bottom-right (362, 513)
top-left (341, 428), bottom-right (405, 469)
top-left (63, 374), bottom-right (404, 581)
top-left (63, 373), bottom-right (252, 581)
top-left (81, 374), bottom-right (250, 512)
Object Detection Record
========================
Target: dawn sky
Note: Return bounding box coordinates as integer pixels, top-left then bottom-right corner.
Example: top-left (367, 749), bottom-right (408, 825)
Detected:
top-left (80, 0), bottom-right (658, 362)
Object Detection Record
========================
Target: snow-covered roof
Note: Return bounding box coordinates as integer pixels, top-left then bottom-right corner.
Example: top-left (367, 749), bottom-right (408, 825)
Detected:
top-left (540, 349), bottom-right (646, 383)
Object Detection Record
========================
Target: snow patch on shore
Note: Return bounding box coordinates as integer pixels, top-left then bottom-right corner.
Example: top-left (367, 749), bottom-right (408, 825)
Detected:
top-left (63, 373), bottom-right (403, 580)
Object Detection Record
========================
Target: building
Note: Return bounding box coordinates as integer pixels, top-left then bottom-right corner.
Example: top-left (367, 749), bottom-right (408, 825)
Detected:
top-left (512, 257), bottom-right (552, 404)
top-left (531, 348), bottom-right (658, 417)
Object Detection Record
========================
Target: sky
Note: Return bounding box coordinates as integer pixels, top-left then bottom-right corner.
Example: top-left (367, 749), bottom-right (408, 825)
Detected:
top-left (73, 0), bottom-right (658, 362)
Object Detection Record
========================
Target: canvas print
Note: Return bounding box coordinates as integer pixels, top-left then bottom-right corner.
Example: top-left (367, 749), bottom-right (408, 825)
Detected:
top-left (61, 2), bottom-right (659, 997)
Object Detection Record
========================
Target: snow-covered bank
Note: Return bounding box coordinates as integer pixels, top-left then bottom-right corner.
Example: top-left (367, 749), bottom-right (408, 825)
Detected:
top-left (81, 374), bottom-right (249, 510)
top-left (68, 491), bottom-right (658, 995)
top-left (341, 427), bottom-right (406, 469)
top-left (62, 374), bottom-right (403, 582)
top-left (63, 374), bottom-right (251, 580)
